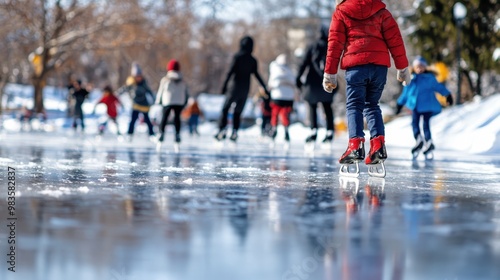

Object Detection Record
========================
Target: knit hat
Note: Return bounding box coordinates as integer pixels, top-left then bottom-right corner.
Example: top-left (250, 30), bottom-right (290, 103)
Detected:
top-left (167, 59), bottom-right (180, 71)
top-left (131, 62), bottom-right (142, 77)
top-left (412, 56), bottom-right (428, 67)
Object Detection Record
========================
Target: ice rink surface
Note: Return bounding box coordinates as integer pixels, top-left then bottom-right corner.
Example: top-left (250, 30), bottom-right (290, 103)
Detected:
top-left (0, 130), bottom-right (499, 280)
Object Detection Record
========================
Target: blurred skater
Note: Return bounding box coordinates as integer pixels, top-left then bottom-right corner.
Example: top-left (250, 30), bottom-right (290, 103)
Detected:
top-left (93, 85), bottom-right (123, 136)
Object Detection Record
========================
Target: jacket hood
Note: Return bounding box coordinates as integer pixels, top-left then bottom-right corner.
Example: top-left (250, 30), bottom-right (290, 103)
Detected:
top-left (239, 36), bottom-right (254, 54)
top-left (167, 71), bottom-right (182, 81)
top-left (338, 0), bottom-right (386, 20)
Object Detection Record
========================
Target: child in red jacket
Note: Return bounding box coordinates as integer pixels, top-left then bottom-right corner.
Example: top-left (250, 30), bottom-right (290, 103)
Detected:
top-left (94, 85), bottom-right (123, 135)
top-left (323, 0), bottom-right (410, 177)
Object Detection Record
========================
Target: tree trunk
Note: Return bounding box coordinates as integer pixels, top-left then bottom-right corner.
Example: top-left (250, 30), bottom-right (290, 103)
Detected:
top-left (33, 76), bottom-right (45, 113)
top-left (475, 71), bottom-right (482, 96)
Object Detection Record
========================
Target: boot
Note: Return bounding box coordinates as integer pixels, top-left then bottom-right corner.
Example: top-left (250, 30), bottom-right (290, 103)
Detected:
top-left (365, 135), bottom-right (387, 165)
top-left (411, 135), bottom-right (424, 154)
top-left (322, 130), bottom-right (334, 143)
top-left (269, 126), bottom-right (277, 139)
top-left (284, 128), bottom-right (290, 142)
top-left (339, 137), bottom-right (365, 164)
top-left (214, 129), bottom-right (226, 141)
top-left (422, 139), bottom-right (435, 155)
top-left (305, 129), bottom-right (317, 143)
top-left (229, 130), bottom-right (238, 142)
top-left (175, 133), bottom-right (181, 143)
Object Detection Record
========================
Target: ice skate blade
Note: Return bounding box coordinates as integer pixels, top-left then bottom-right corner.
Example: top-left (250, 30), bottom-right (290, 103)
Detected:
top-left (424, 152), bottom-right (434, 160)
top-left (367, 162), bottom-right (386, 178)
top-left (283, 142), bottom-right (290, 151)
top-left (339, 162), bottom-right (360, 177)
top-left (304, 142), bottom-right (315, 153)
top-left (174, 143), bottom-right (180, 153)
top-left (156, 142), bottom-right (162, 152)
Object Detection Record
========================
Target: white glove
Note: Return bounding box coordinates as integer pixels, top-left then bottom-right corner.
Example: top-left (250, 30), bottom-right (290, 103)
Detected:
top-left (322, 73), bottom-right (337, 93)
top-left (397, 68), bottom-right (411, 86)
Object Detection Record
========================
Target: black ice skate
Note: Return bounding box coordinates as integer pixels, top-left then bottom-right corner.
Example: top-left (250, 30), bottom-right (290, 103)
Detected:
top-left (422, 139), bottom-right (435, 160)
top-left (214, 130), bottom-right (226, 141)
top-left (365, 135), bottom-right (387, 178)
top-left (174, 133), bottom-right (181, 153)
top-left (322, 130), bottom-right (334, 143)
top-left (229, 130), bottom-right (238, 142)
top-left (411, 135), bottom-right (424, 159)
top-left (339, 137), bottom-right (365, 177)
top-left (304, 129), bottom-right (317, 152)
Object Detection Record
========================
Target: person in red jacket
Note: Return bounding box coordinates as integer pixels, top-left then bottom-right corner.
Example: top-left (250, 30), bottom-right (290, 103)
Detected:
top-left (93, 85), bottom-right (123, 135)
top-left (322, 0), bottom-right (410, 176)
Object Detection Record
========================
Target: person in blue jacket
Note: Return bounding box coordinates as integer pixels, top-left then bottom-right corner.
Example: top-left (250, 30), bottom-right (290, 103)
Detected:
top-left (395, 56), bottom-right (453, 157)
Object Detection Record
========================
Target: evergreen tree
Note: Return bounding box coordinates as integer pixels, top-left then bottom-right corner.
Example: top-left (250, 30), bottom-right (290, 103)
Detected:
top-left (409, 0), bottom-right (499, 97)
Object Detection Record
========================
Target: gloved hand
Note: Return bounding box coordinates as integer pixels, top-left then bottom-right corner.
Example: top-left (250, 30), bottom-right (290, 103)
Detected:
top-left (394, 104), bottom-right (403, 115)
top-left (295, 77), bottom-right (303, 89)
top-left (446, 94), bottom-right (454, 106)
top-left (397, 68), bottom-right (411, 86)
top-left (322, 73), bottom-right (337, 93)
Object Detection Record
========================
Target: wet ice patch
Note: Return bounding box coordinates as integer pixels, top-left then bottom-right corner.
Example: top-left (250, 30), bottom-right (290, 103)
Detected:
top-left (0, 157), bottom-right (15, 163)
top-left (222, 167), bottom-right (261, 173)
top-left (402, 202), bottom-right (450, 210)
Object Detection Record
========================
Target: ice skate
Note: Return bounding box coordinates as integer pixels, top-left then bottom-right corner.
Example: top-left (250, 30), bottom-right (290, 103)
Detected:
top-left (214, 129), bottom-right (226, 142)
top-left (174, 134), bottom-right (181, 153)
top-left (422, 139), bottom-right (435, 160)
top-left (283, 130), bottom-right (290, 151)
top-left (229, 130), bottom-right (238, 142)
top-left (339, 137), bottom-right (365, 177)
top-left (304, 130), bottom-right (317, 152)
top-left (411, 135), bottom-right (424, 159)
top-left (321, 130), bottom-right (334, 150)
top-left (156, 142), bottom-right (162, 152)
top-left (365, 135), bottom-right (387, 178)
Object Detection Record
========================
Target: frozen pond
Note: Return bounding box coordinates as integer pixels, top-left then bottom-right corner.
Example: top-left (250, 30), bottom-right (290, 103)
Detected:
top-left (1, 130), bottom-right (500, 280)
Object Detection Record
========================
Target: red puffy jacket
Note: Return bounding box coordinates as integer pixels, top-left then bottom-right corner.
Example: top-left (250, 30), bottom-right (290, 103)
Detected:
top-left (325, 0), bottom-right (408, 74)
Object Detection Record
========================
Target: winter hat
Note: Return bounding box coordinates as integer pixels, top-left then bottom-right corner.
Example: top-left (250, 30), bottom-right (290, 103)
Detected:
top-left (412, 56), bottom-right (428, 68)
top-left (240, 36), bottom-right (254, 54)
top-left (167, 59), bottom-right (180, 71)
top-left (131, 62), bottom-right (143, 77)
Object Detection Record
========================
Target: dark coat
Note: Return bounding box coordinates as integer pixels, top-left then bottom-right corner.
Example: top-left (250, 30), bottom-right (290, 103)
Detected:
top-left (221, 36), bottom-right (267, 101)
top-left (130, 80), bottom-right (154, 107)
top-left (296, 34), bottom-right (336, 104)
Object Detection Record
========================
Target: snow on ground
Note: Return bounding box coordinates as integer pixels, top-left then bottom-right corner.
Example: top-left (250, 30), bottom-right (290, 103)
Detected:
top-left (1, 83), bottom-right (499, 155)
top-left (385, 94), bottom-right (500, 155)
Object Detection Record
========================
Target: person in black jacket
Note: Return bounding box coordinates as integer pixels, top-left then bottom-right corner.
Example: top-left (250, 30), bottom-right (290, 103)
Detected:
top-left (215, 36), bottom-right (269, 142)
top-left (71, 80), bottom-right (89, 132)
top-left (296, 26), bottom-right (337, 144)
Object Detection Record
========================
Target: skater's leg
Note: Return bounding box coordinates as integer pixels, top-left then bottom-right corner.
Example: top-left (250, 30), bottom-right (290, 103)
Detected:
top-left (270, 102), bottom-right (279, 128)
top-left (363, 65), bottom-right (387, 138)
top-left (422, 112), bottom-right (433, 141)
top-left (280, 105), bottom-right (292, 127)
top-left (308, 102), bottom-right (318, 130)
top-left (321, 102), bottom-right (335, 132)
top-left (411, 110), bottom-right (422, 139)
top-left (127, 110), bottom-right (140, 135)
top-left (218, 97), bottom-right (233, 131)
top-left (344, 67), bottom-right (368, 139)
top-left (159, 106), bottom-right (172, 141)
top-left (142, 111), bottom-right (155, 136)
top-left (173, 106), bottom-right (183, 135)
top-left (232, 98), bottom-right (246, 131)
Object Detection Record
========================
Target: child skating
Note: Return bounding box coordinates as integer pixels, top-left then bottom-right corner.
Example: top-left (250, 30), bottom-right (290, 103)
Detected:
top-left (323, 0), bottom-right (410, 177)
top-left (267, 53), bottom-right (296, 149)
top-left (395, 56), bottom-right (452, 160)
top-left (93, 85), bottom-right (123, 137)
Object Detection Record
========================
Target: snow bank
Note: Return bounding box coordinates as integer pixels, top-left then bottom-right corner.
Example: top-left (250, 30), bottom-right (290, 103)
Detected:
top-left (385, 94), bottom-right (500, 155)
